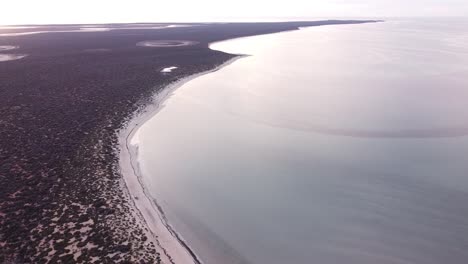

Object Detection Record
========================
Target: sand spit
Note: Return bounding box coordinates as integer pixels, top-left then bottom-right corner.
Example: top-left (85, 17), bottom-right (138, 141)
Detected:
top-left (119, 57), bottom-right (243, 264)
top-left (0, 26), bottom-right (38, 29)
top-left (0, 54), bottom-right (27, 62)
top-left (137, 40), bottom-right (199, 48)
top-left (0, 25), bottom-right (194, 37)
top-left (0, 28), bottom-right (111, 36)
top-left (0, 45), bottom-right (19, 51)
top-left (0, 45), bottom-right (27, 62)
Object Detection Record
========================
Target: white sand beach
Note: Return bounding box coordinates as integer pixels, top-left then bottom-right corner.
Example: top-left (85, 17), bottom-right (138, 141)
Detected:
top-left (118, 57), bottom-right (243, 264)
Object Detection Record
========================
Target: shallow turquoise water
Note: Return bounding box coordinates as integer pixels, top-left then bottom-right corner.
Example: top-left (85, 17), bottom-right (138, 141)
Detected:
top-left (136, 18), bottom-right (468, 264)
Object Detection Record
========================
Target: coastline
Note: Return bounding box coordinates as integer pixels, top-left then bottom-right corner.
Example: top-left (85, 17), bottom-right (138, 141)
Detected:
top-left (118, 56), bottom-right (245, 264)
top-left (0, 21), bottom-right (380, 262)
top-left (116, 25), bottom-right (346, 263)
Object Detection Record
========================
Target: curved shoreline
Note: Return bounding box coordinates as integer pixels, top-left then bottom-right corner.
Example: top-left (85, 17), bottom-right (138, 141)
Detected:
top-left (118, 56), bottom-right (245, 264)
top-left (116, 23), bottom-right (382, 263)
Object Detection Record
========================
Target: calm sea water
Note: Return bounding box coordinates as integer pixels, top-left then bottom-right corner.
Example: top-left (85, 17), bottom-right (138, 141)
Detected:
top-left (135, 18), bottom-right (468, 264)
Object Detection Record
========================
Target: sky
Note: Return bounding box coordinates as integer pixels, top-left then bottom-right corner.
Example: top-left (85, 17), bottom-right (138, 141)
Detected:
top-left (1, 0), bottom-right (467, 25)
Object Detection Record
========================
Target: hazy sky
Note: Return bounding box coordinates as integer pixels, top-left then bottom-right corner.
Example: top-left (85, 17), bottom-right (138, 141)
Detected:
top-left (1, 0), bottom-right (467, 25)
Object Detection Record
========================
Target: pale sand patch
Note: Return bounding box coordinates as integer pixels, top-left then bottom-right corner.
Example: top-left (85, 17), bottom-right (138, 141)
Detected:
top-left (161, 66), bottom-right (178, 73)
top-left (0, 54), bottom-right (27, 62)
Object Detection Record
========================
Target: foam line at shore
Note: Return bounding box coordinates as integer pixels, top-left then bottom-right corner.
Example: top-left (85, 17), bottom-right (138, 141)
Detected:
top-left (118, 56), bottom-right (245, 264)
